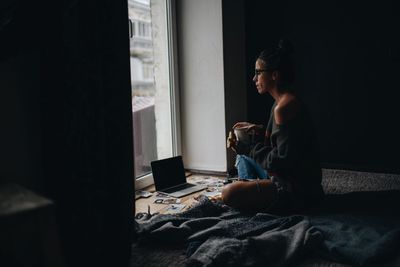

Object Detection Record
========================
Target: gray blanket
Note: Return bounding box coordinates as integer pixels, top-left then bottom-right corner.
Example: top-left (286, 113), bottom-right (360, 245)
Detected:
top-left (136, 196), bottom-right (400, 267)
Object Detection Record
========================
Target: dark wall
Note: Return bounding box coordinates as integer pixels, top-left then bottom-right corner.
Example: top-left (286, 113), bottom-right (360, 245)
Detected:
top-left (222, 0), bottom-right (248, 172)
top-left (1, 0), bottom-right (135, 266)
top-left (245, 0), bottom-right (400, 173)
top-left (0, 0), bottom-right (44, 191)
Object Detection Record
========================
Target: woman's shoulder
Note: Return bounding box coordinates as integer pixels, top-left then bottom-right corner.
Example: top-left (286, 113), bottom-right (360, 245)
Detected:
top-left (274, 94), bottom-right (303, 125)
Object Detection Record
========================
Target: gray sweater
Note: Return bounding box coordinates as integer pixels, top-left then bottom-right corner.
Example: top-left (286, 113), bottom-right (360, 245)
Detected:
top-left (249, 101), bottom-right (324, 204)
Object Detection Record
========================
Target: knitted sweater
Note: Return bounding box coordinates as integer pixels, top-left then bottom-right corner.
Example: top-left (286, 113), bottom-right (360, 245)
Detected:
top-left (249, 101), bottom-right (324, 203)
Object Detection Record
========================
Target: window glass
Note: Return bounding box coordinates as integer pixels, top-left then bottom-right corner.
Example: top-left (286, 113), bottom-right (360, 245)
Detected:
top-left (129, 0), bottom-right (174, 179)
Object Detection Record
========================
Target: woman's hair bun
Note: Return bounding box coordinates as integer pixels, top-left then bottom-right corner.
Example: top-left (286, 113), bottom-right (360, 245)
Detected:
top-left (257, 39), bottom-right (295, 84)
top-left (277, 39), bottom-right (294, 56)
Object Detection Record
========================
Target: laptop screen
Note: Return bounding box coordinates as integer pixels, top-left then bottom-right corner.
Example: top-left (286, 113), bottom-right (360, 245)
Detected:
top-left (151, 156), bottom-right (187, 191)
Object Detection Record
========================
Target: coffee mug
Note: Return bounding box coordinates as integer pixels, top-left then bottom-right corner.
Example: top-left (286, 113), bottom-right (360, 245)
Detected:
top-left (233, 128), bottom-right (254, 145)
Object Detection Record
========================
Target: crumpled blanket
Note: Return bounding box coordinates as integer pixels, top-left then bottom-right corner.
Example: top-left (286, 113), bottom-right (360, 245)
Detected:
top-left (135, 196), bottom-right (400, 267)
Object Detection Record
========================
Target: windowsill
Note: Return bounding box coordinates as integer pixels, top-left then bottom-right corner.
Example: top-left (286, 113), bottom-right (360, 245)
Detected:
top-left (135, 173), bottom-right (154, 190)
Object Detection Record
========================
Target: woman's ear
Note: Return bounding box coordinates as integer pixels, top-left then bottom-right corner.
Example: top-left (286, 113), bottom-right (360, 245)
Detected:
top-left (271, 70), bottom-right (280, 81)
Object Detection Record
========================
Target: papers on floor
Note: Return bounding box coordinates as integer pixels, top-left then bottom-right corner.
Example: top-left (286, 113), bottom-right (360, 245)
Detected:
top-left (163, 204), bottom-right (186, 214)
top-left (154, 198), bottom-right (181, 204)
top-left (190, 176), bottom-right (225, 187)
top-left (190, 176), bottom-right (224, 199)
top-left (135, 190), bottom-right (153, 200)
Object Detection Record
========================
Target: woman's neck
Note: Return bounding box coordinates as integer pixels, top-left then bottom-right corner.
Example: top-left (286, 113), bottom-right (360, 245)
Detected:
top-left (270, 87), bottom-right (285, 103)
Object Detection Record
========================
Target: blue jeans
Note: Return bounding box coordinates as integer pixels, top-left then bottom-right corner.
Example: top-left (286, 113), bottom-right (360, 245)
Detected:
top-left (235, 155), bottom-right (268, 179)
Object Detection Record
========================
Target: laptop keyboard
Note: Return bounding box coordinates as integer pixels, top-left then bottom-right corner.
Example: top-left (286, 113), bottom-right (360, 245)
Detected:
top-left (163, 183), bottom-right (196, 193)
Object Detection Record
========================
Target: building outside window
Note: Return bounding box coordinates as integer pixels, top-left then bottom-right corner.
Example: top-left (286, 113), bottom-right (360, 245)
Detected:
top-left (129, 0), bottom-right (179, 188)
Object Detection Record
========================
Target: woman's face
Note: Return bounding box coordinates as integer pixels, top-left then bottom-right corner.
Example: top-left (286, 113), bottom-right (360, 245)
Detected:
top-left (252, 59), bottom-right (275, 94)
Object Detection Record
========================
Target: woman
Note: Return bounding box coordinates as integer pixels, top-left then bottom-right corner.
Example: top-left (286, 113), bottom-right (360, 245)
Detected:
top-left (222, 39), bottom-right (324, 213)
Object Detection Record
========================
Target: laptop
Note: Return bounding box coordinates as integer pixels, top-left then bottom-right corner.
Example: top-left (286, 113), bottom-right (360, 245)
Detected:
top-left (151, 156), bottom-right (207, 198)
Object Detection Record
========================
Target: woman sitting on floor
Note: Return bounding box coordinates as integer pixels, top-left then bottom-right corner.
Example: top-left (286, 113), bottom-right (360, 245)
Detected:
top-left (223, 39), bottom-right (324, 213)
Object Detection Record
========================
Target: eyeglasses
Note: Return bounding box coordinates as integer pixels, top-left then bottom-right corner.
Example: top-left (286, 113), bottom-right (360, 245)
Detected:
top-left (254, 69), bottom-right (269, 76)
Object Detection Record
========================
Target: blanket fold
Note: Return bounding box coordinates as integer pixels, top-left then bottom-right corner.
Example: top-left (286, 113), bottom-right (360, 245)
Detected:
top-left (136, 196), bottom-right (400, 266)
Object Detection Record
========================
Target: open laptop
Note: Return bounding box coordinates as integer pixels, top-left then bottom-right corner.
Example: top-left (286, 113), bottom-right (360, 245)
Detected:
top-left (151, 156), bottom-right (206, 198)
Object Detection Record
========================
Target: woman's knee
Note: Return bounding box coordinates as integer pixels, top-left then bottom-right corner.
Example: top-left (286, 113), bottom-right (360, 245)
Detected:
top-left (221, 180), bottom-right (277, 210)
top-left (221, 182), bottom-right (243, 207)
top-left (221, 183), bottom-right (235, 206)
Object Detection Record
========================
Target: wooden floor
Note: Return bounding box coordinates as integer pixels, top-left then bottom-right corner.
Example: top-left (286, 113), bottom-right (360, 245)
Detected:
top-left (135, 174), bottom-right (225, 215)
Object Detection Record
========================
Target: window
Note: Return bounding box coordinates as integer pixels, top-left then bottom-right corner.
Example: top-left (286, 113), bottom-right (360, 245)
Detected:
top-left (129, 0), bottom-right (180, 189)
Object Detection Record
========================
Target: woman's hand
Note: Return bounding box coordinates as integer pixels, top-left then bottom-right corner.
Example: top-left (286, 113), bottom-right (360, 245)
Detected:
top-left (233, 122), bottom-right (264, 134)
top-left (226, 130), bottom-right (237, 153)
